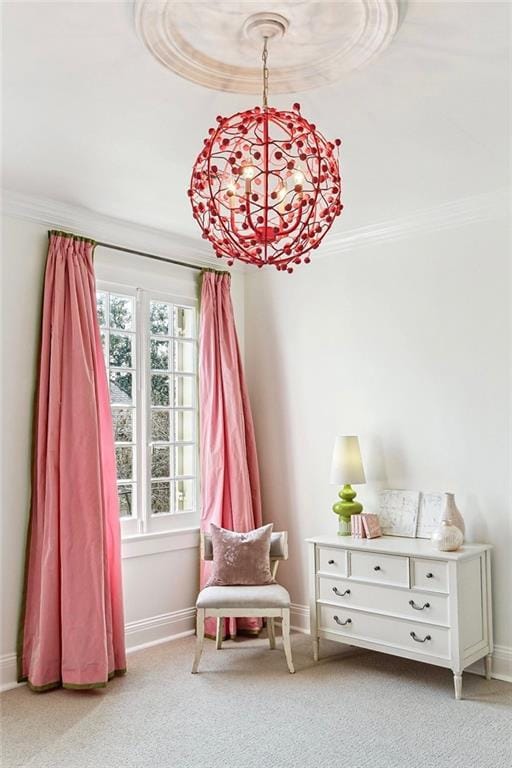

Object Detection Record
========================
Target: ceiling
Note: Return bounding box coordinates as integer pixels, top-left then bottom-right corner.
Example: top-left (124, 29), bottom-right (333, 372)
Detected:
top-left (2, 1), bottom-right (510, 243)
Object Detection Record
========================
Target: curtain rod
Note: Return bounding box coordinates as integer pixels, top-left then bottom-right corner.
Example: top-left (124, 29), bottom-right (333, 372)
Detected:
top-left (95, 240), bottom-right (204, 272)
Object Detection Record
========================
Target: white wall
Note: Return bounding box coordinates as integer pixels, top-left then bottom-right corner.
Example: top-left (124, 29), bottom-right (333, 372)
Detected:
top-left (1, 217), bottom-right (46, 687)
top-left (244, 220), bottom-right (511, 661)
top-left (0, 214), bottom-right (245, 688)
top-left (2, 210), bottom-right (510, 685)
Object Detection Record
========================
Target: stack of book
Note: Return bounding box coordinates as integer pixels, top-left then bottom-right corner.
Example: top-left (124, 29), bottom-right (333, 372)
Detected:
top-left (351, 513), bottom-right (382, 539)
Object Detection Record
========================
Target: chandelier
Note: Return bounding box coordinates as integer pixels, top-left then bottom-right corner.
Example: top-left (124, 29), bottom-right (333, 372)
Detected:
top-left (188, 18), bottom-right (343, 273)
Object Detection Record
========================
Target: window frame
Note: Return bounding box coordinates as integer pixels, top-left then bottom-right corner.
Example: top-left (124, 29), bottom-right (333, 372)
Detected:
top-left (97, 280), bottom-right (199, 538)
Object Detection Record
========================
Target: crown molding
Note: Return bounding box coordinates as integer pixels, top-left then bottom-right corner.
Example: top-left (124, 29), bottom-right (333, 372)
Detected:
top-left (0, 189), bottom-right (234, 271)
top-left (2, 187), bottom-right (508, 272)
top-left (317, 188), bottom-right (510, 260)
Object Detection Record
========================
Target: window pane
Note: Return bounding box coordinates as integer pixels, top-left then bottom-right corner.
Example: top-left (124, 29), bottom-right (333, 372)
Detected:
top-left (176, 479), bottom-right (194, 513)
top-left (175, 376), bottom-right (194, 408)
top-left (118, 484), bottom-right (134, 517)
top-left (116, 446), bottom-right (133, 481)
top-left (175, 410), bottom-right (195, 442)
top-left (97, 292), bottom-right (107, 328)
top-left (110, 333), bottom-right (133, 368)
top-left (112, 408), bottom-right (133, 442)
top-left (151, 374), bottom-right (170, 406)
top-left (175, 444), bottom-right (194, 477)
top-left (150, 301), bottom-right (170, 336)
top-left (151, 446), bottom-right (170, 478)
top-left (151, 481), bottom-right (171, 514)
top-left (150, 339), bottom-right (169, 371)
top-left (110, 371), bottom-right (133, 405)
top-left (174, 341), bottom-right (195, 374)
top-left (174, 306), bottom-right (195, 338)
top-left (151, 410), bottom-right (171, 442)
top-left (110, 295), bottom-right (133, 331)
top-left (100, 331), bottom-right (108, 365)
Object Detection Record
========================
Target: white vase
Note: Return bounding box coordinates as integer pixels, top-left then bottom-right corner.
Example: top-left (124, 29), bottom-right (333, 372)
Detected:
top-left (442, 493), bottom-right (465, 539)
top-left (431, 520), bottom-right (464, 552)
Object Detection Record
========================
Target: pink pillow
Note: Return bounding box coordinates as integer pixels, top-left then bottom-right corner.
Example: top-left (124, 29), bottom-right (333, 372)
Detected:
top-left (207, 523), bottom-right (275, 586)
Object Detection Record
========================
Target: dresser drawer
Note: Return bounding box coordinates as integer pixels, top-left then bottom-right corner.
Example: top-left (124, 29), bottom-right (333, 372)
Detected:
top-left (411, 558), bottom-right (449, 594)
top-left (318, 576), bottom-right (449, 626)
top-left (349, 550), bottom-right (409, 587)
top-left (317, 547), bottom-right (347, 577)
top-left (318, 604), bottom-right (450, 660)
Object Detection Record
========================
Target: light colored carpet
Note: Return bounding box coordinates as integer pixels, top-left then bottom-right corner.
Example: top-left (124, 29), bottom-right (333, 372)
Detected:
top-left (2, 633), bottom-right (511, 768)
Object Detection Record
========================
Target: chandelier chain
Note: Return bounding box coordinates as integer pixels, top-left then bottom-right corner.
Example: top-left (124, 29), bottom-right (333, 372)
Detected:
top-left (262, 36), bottom-right (269, 109)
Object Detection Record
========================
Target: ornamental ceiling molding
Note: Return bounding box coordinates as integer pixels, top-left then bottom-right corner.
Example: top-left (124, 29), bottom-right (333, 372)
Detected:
top-left (316, 188), bottom-right (510, 260)
top-left (2, 188), bottom-right (507, 269)
top-left (0, 189), bottom-right (221, 270)
top-left (135, 0), bottom-right (406, 94)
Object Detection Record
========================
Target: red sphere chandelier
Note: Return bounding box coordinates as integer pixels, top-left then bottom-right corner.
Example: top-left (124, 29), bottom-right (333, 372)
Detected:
top-left (188, 27), bottom-right (343, 273)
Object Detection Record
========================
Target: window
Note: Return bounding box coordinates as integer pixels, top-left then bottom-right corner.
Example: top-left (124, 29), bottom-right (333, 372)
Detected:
top-left (97, 285), bottom-right (198, 536)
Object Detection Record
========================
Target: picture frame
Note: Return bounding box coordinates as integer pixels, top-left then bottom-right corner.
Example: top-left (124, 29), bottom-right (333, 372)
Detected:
top-left (378, 490), bottom-right (420, 537)
top-left (416, 492), bottom-right (446, 539)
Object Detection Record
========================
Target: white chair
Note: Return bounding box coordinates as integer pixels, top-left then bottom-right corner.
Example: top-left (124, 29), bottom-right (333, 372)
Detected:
top-left (191, 531), bottom-right (295, 674)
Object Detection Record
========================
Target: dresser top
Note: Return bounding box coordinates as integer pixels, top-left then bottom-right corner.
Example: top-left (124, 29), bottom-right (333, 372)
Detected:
top-left (306, 535), bottom-right (491, 560)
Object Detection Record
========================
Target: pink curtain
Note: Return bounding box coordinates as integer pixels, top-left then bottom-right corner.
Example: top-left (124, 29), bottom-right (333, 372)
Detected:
top-left (199, 271), bottom-right (262, 638)
top-left (18, 231), bottom-right (126, 691)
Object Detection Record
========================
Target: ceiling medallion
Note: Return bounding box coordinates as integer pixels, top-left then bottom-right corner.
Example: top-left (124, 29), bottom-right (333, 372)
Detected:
top-left (135, 1), bottom-right (404, 94)
top-left (188, 18), bottom-right (342, 272)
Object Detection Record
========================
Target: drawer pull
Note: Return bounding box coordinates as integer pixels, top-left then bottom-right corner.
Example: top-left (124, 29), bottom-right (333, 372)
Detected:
top-left (333, 616), bottom-right (352, 627)
top-left (332, 586), bottom-right (351, 597)
top-left (373, 565), bottom-right (381, 571)
top-left (328, 559), bottom-right (335, 565)
top-left (409, 600), bottom-right (430, 611)
top-left (426, 572), bottom-right (434, 579)
top-left (410, 631), bottom-right (431, 643)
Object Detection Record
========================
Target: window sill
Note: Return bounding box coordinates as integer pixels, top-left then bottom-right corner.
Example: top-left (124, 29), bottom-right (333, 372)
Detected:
top-left (121, 526), bottom-right (200, 559)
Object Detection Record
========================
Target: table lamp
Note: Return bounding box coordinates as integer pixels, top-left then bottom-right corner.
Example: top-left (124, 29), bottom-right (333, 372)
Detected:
top-left (330, 435), bottom-right (366, 536)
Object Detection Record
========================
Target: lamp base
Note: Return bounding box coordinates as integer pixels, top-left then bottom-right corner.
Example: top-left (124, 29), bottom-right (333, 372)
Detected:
top-left (332, 484), bottom-right (363, 536)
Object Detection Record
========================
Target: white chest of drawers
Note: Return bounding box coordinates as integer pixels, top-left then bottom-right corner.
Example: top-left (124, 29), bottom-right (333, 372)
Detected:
top-left (307, 535), bottom-right (493, 699)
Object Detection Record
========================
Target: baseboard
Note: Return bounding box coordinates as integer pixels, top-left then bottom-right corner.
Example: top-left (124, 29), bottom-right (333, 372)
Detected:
top-left (0, 654), bottom-right (20, 693)
top-left (0, 607), bottom-right (197, 693)
top-left (290, 603), bottom-right (310, 634)
top-left (125, 607), bottom-right (196, 652)
top-left (466, 645), bottom-right (512, 683)
top-left (4, 606), bottom-right (509, 691)
top-left (290, 603), bottom-right (512, 682)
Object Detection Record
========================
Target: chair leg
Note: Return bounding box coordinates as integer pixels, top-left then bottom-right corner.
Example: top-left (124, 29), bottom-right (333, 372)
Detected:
top-left (191, 609), bottom-right (205, 674)
top-left (216, 617), bottom-right (223, 650)
top-left (268, 617), bottom-right (276, 650)
top-left (282, 609), bottom-right (295, 674)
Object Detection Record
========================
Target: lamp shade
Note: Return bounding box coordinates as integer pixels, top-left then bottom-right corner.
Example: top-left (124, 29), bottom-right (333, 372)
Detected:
top-left (330, 436), bottom-right (366, 485)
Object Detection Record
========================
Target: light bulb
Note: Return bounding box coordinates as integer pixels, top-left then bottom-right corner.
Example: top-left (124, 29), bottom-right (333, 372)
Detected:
top-left (293, 170), bottom-right (305, 186)
top-left (227, 180), bottom-right (238, 209)
top-left (241, 164), bottom-right (256, 180)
